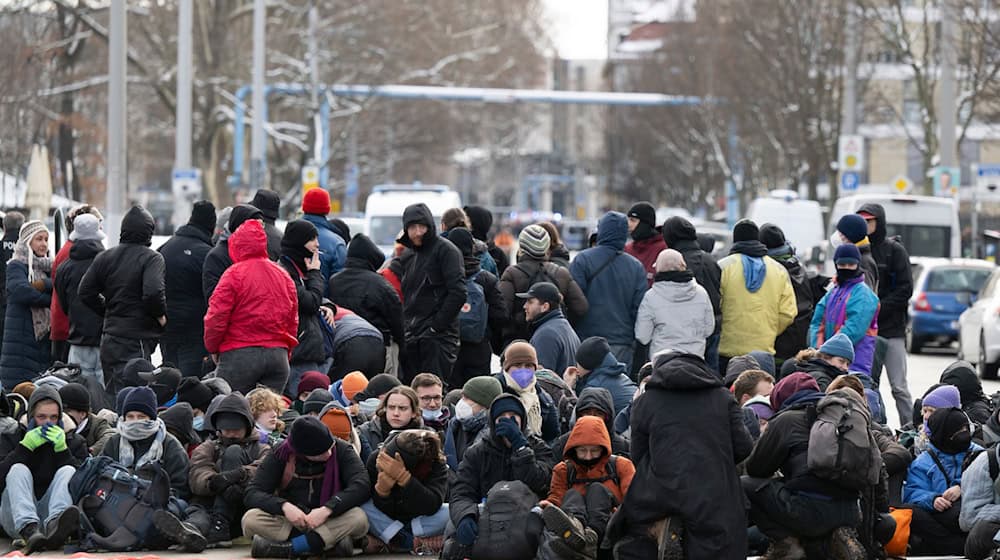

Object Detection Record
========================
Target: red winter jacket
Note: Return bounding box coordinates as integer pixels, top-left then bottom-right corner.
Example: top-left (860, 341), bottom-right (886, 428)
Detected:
top-left (625, 235), bottom-right (667, 287)
top-left (203, 220), bottom-right (298, 355)
top-left (50, 240), bottom-right (73, 341)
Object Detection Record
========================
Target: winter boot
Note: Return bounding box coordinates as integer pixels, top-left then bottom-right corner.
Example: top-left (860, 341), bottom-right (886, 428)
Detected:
top-left (828, 526), bottom-right (866, 560)
top-left (204, 513), bottom-right (232, 548)
top-left (251, 534), bottom-right (293, 558)
top-left (543, 505), bottom-right (589, 551)
top-left (759, 536), bottom-right (807, 560)
top-left (18, 522), bottom-right (46, 555)
top-left (411, 534), bottom-right (444, 556)
top-left (43, 505), bottom-right (79, 550)
top-left (152, 510), bottom-right (207, 553)
top-left (440, 537), bottom-right (473, 560)
top-left (652, 516), bottom-right (684, 560)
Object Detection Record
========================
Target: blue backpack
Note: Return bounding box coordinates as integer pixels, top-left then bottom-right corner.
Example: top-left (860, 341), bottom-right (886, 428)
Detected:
top-left (459, 274), bottom-right (488, 343)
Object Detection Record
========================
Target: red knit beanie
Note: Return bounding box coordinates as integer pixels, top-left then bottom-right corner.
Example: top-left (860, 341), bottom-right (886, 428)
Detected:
top-left (302, 188), bottom-right (331, 215)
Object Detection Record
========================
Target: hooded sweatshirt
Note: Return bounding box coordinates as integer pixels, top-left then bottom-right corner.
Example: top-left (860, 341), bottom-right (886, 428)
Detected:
top-left (188, 393), bottom-right (268, 499)
top-left (717, 245), bottom-right (797, 357)
top-left (329, 234), bottom-right (404, 346)
top-left (635, 271), bottom-right (715, 358)
top-left (941, 360), bottom-right (992, 424)
top-left (546, 415), bottom-right (635, 506)
top-left (550, 387), bottom-right (631, 461)
top-left (54, 239), bottom-right (105, 346)
top-left (857, 203), bottom-right (913, 338)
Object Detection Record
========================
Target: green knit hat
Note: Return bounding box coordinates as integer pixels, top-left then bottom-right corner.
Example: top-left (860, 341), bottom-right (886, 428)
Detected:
top-left (462, 376), bottom-right (503, 409)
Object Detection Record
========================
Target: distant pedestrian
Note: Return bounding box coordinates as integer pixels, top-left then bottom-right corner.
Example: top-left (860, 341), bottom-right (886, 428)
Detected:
top-left (624, 202), bottom-right (667, 287)
top-left (301, 188), bottom-right (346, 292)
top-left (0, 211), bottom-right (25, 357)
top-left (250, 189), bottom-right (282, 261)
top-left (0, 221), bottom-right (52, 389)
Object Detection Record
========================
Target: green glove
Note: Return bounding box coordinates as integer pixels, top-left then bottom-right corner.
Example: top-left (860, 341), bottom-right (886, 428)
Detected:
top-left (43, 425), bottom-right (67, 453)
top-left (20, 426), bottom-right (48, 451)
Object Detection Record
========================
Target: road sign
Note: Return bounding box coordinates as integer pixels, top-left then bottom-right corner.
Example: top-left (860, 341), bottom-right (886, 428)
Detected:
top-left (301, 164), bottom-right (319, 193)
top-left (976, 163), bottom-right (1000, 189)
top-left (892, 175), bottom-right (912, 194)
top-left (841, 171), bottom-right (860, 192)
top-left (838, 135), bottom-right (865, 172)
top-left (171, 168), bottom-right (202, 198)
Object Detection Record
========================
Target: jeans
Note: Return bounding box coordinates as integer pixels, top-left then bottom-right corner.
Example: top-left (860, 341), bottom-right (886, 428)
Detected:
top-left (0, 464), bottom-right (75, 537)
top-left (361, 500), bottom-right (449, 544)
top-left (705, 333), bottom-right (720, 373)
top-left (161, 339), bottom-right (209, 379)
top-left (882, 337), bottom-right (912, 426)
top-left (742, 477), bottom-right (861, 540)
top-left (287, 358), bottom-right (334, 398)
top-left (214, 346), bottom-right (289, 395)
top-left (69, 345), bottom-right (104, 388)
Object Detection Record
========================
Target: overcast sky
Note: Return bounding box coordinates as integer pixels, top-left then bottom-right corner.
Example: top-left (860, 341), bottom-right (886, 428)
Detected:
top-left (542, 0), bottom-right (608, 60)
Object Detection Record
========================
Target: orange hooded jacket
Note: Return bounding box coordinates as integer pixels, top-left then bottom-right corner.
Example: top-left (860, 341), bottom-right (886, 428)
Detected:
top-left (547, 415), bottom-right (635, 506)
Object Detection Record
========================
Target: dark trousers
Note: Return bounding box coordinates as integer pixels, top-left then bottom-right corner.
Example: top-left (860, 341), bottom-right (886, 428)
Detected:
top-left (329, 336), bottom-right (386, 382)
top-left (161, 339), bottom-right (209, 379)
top-left (904, 502), bottom-right (966, 556)
top-left (51, 340), bottom-right (69, 363)
top-left (449, 339), bottom-right (493, 391)
top-left (562, 484), bottom-right (616, 543)
top-left (100, 333), bottom-right (158, 400)
top-left (705, 333), bottom-right (720, 373)
top-left (214, 346), bottom-right (289, 395)
top-left (403, 335), bottom-right (458, 386)
top-left (966, 519), bottom-right (1000, 560)
top-left (742, 477), bottom-right (861, 540)
top-left (187, 444), bottom-right (252, 539)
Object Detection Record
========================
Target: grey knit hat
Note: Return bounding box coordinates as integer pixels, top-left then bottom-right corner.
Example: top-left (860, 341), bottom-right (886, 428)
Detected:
top-left (518, 225), bottom-right (551, 259)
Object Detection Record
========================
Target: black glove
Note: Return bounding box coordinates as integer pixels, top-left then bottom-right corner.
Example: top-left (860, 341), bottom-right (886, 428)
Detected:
top-left (208, 468), bottom-right (245, 493)
top-left (222, 485), bottom-right (243, 505)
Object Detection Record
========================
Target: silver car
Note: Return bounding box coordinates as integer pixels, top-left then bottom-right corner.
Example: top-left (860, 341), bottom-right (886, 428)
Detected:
top-left (958, 268), bottom-right (1000, 379)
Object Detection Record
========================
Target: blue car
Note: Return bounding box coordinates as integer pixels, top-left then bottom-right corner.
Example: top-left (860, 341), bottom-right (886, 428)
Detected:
top-left (907, 259), bottom-right (995, 354)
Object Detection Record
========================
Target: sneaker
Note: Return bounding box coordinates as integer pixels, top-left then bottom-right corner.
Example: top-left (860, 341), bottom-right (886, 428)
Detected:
top-left (43, 506), bottom-right (79, 549)
top-left (152, 510), bottom-right (207, 553)
top-left (654, 516), bottom-right (684, 560)
top-left (364, 534), bottom-right (391, 554)
top-left (542, 505), bottom-right (588, 551)
top-left (411, 534), bottom-right (444, 556)
top-left (828, 526), bottom-right (865, 560)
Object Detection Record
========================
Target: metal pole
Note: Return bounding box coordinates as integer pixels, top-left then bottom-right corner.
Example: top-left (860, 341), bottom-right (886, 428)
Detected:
top-left (173, 0), bottom-right (194, 229)
top-left (843, 2), bottom-right (858, 136)
top-left (973, 165), bottom-right (980, 258)
top-left (106, 0), bottom-right (127, 245)
top-left (939, 0), bottom-right (958, 190)
top-left (250, 0), bottom-right (267, 191)
top-left (308, 3), bottom-right (319, 111)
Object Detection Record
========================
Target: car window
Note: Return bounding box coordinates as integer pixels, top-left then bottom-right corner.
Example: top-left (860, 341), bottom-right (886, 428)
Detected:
top-left (981, 272), bottom-right (1000, 299)
top-left (927, 268), bottom-right (993, 292)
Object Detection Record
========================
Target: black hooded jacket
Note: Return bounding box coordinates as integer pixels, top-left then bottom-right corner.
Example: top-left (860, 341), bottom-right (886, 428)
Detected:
top-left (465, 205), bottom-right (510, 275)
top-left (279, 256), bottom-right (327, 365)
top-left (396, 204), bottom-right (466, 340)
top-left (54, 239), bottom-right (105, 346)
top-left (329, 234), bottom-right (405, 346)
top-left (549, 387), bottom-right (630, 461)
top-left (858, 203), bottom-right (912, 338)
top-left (662, 217), bottom-right (722, 333)
top-left (78, 206), bottom-right (167, 340)
top-left (941, 360), bottom-right (992, 424)
top-left (250, 189), bottom-right (282, 261)
top-left (158, 224), bottom-right (213, 342)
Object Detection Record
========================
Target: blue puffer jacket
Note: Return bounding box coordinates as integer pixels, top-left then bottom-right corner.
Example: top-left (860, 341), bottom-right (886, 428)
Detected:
top-left (576, 353), bottom-right (638, 415)
top-left (903, 442), bottom-right (982, 512)
top-left (569, 212), bottom-right (648, 346)
top-left (302, 214), bottom-right (347, 293)
top-left (0, 261), bottom-right (52, 389)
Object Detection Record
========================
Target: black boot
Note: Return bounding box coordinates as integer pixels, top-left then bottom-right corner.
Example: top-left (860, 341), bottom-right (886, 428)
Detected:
top-left (204, 513), bottom-right (232, 548)
top-left (543, 505), bottom-right (589, 552)
top-left (18, 522), bottom-right (46, 555)
top-left (251, 534), bottom-right (293, 558)
top-left (43, 506), bottom-right (79, 550)
top-left (152, 510), bottom-right (207, 553)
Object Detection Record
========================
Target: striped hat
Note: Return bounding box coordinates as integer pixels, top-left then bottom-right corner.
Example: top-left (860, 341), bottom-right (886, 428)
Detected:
top-left (18, 220), bottom-right (48, 247)
top-left (518, 225), bottom-right (550, 259)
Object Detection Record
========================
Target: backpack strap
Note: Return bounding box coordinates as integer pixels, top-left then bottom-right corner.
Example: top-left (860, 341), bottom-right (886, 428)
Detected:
top-left (563, 455), bottom-right (620, 487)
top-left (927, 449), bottom-right (955, 488)
top-left (585, 251), bottom-right (623, 286)
top-left (990, 446), bottom-right (1000, 481)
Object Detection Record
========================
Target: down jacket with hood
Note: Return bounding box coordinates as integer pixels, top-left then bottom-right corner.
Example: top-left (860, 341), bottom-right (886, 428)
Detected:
top-left (158, 223), bottom-right (213, 344)
top-left (635, 272), bottom-right (715, 358)
top-left (662, 217), bottom-right (723, 334)
top-left (941, 360), bottom-right (992, 424)
top-left (449, 394), bottom-right (555, 527)
top-left (499, 253), bottom-right (588, 346)
top-left (78, 206), bottom-right (166, 341)
top-left (547, 415), bottom-right (635, 507)
top-left (622, 352), bottom-right (753, 560)
top-left (809, 273), bottom-right (880, 375)
top-left (203, 220), bottom-right (298, 356)
top-left (396, 204), bottom-right (467, 341)
top-left (188, 393), bottom-right (270, 502)
top-left (329, 234), bottom-right (404, 346)
top-left (717, 246), bottom-right (796, 357)
top-left (570, 212), bottom-right (648, 347)
top-left (54, 238), bottom-right (105, 347)
top-left (549, 387), bottom-right (631, 462)
top-left (858, 203), bottom-right (913, 339)
top-left (366, 429), bottom-right (448, 523)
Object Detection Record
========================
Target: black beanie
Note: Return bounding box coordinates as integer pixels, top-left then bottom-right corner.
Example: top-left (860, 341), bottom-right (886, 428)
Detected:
top-left (290, 416), bottom-right (334, 456)
top-left (228, 204), bottom-right (264, 234)
top-left (329, 218), bottom-right (351, 245)
top-left (627, 202), bottom-right (657, 228)
top-left (733, 219), bottom-right (759, 242)
top-left (177, 377), bottom-right (214, 413)
top-left (58, 383), bottom-right (90, 413)
top-left (758, 223), bottom-right (786, 250)
top-left (281, 219), bottom-right (319, 252)
top-left (250, 189), bottom-right (280, 221)
top-left (189, 201), bottom-right (217, 235)
top-left (356, 374), bottom-right (402, 402)
top-left (464, 206), bottom-right (493, 241)
top-left (447, 227), bottom-right (475, 257)
top-left (662, 216), bottom-right (698, 246)
top-left (577, 336), bottom-right (612, 371)
top-left (302, 389), bottom-right (333, 415)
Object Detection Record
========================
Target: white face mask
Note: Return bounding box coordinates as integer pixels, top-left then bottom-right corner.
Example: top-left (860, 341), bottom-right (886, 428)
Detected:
top-left (422, 408), bottom-right (443, 421)
top-left (455, 399), bottom-right (475, 420)
top-left (359, 398), bottom-right (380, 417)
top-left (829, 231), bottom-right (846, 249)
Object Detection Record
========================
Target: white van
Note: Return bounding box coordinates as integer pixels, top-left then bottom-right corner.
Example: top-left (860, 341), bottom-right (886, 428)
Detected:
top-left (364, 184), bottom-right (462, 256)
top-left (746, 190), bottom-right (825, 262)
top-left (829, 194), bottom-right (960, 259)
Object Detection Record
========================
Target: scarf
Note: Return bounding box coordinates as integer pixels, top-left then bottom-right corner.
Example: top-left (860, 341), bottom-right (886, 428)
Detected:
top-left (118, 418), bottom-right (166, 469)
top-left (654, 270), bottom-right (695, 284)
top-left (13, 241), bottom-right (52, 341)
top-left (274, 438), bottom-right (341, 504)
top-left (503, 371), bottom-right (542, 436)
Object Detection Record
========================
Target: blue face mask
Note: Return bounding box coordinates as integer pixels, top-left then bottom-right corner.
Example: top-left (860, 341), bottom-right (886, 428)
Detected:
top-left (192, 415), bottom-right (205, 431)
top-left (510, 368), bottom-right (535, 389)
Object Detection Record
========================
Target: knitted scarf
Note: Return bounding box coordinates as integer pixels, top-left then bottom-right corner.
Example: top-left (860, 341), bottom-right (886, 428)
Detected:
top-left (12, 240), bottom-right (52, 341)
top-left (274, 436), bottom-right (341, 505)
top-left (118, 418), bottom-right (166, 469)
top-left (503, 370), bottom-right (542, 436)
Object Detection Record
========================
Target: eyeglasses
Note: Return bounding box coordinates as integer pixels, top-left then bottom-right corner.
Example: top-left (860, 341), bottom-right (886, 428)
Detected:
top-left (419, 395), bottom-right (443, 403)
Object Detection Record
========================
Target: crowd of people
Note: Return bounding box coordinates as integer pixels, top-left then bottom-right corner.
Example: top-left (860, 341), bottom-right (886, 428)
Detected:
top-left (2, 190), bottom-right (1000, 560)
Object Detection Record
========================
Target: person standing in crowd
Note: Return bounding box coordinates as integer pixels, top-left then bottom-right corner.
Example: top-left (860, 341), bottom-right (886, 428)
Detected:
top-left (1, 221), bottom-right (53, 390)
top-left (0, 211), bottom-right (25, 357)
top-left (78, 206), bottom-right (165, 397)
top-left (536, 222), bottom-right (570, 268)
top-left (250, 189), bottom-right (282, 261)
top-left (758, 224), bottom-right (816, 364)
top-left (809, 244), bottom-right (880, 375)
top-left (464, 205), bottom-right (510, 275)
top-left (832, 213), bottom-right (879, 291)
top-left (858, 203), bottom-right (913, 427)
top-left (396, 203), bottom-right (466, 384)
top-left (54, 214), bottom-right (106, 388)
top-left (203, 204), bottom-right (263, 299)
top-left (447, 227), bottom-right (505, 387)
top-left (624, 202), bottom-right (667, 287)
top-left (443, 376), bottom-right (503, 470)
top-left (300, 188), bottom-right (346, 291)
top-left (521, 282), bottom-right (580, 375)
top-left (570, 211), bottom-right (647, 373)
top-left (500, 224), bottom-right (587, 347)
top-left (661, 216), bottom-right (723, 370)
top-left (50, 205), bottom-right (102, 364)
top-left (564, 337), bottom-right (637, 415)
top-left (278, 220), bottom-right (333, 397)
top-left (158, 201), bottom-right (216, 378)
top-left (203, 220), bottom-right (298, 395)
top-left (717, 219), bottom-right (796, 373)
top-left (635, 248), bottom-right (715, 359)
top-left (440, 208), bottom-right (497, 276)
top-left (329, 233), bottom-right (405, 369)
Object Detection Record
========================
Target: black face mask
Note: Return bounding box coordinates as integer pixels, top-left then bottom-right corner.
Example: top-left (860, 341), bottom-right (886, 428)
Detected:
top-left (938, 428), bottom-right (973, 455)
top-left (575, 455), bottom-right (602, 468)
top-left (836, 267), bottom-right (863, 284)
top-left (630, 222), bottom-right (656, 242)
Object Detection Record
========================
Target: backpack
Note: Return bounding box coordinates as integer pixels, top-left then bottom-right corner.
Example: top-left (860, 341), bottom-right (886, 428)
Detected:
top-left (962, 444), bottom-right (1000, 480)
top-left (565, 455), bottom-right (619, 487)
top-left (514, 262), bottom-right (565, 315)
top-left (806, 389), bottom-right (881, 490)
top-left (459, 274), bottom-right (489, 343)
top-left (68, 455), bottom-right (172, 551)
top-left (472, 480), bottom-right (544, 560)
top-left (535, 369), bottom-right (578, 434)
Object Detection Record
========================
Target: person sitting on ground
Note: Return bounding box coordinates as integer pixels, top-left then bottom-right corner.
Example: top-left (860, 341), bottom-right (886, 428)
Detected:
top-left (540, 415), bottom-right (635, 559)
top-left (352, 373), bottom-right (403, 425)
top-left (0, 386), bottom-right (87, 554)
top-left (908, 384), bottom-right (963, 455)
top-left (903, 406), bottom-right (980, 556)
top-left (58, 382), bottom-right (114, 456)
top-left (317, 400), bottom-right (363, 455)
top-left (247, 388), bottom-right (287, 447)
top-left (302, 389), bottom-right (333, 418)
top-left (361, 430), bottom-right (450, 555)
top-left (411, 373), bottom-right (451, 438)
top-left (549, 387), bottom-right (631, 462)
top-left (732, 369), bottom-right (775, 405)
top-left (443, 376), bottom-right (503, 471)
top-left (242, 416), bottom-right (369, 558)
top-left (496, 341), bottom-right (561, 443)
top-left (177, 376), bottom-right (215, 439)
top-left (291, 370), bottom-right (329, 415)
top-left (357, 386), bottom-right (424, 463)
top-left (797, 333), bottom-right (856, 391)
top-left (331, 371), bottom-right (368, 410)
top-left (563, 337), bottom-right (637, 415)
top-left (959, 443), bottom-right (1000, 560)
top-left (940, 360), bottom-right (993, 425)
top-left (160, 402), bottom-right (203, 456)
top-left (743, 395), bottom-right (774, 439)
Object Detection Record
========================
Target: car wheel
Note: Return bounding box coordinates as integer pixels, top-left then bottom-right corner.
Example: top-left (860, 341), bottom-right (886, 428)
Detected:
top-left (906, 329), bottom-right (923, 355)
top-left (980, 334), bottom-right (1000, 380)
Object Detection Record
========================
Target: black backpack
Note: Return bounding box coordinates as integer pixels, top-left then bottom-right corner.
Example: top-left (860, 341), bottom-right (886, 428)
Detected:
top-left (963, 444), bottom-right (1000, 480)
top-left (472, 480), bottom-right (544, 560)
top-left (565, 455), bottom-right (619, 487)
top-left (535, 369), bottom-right (578, 434)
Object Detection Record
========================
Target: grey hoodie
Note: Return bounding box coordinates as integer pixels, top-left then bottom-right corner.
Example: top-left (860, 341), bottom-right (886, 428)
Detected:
top-left (635, 278), bottom-right (715, 358)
